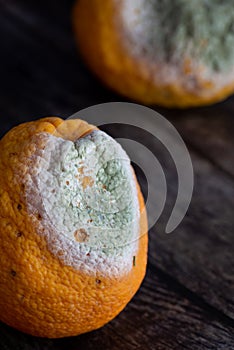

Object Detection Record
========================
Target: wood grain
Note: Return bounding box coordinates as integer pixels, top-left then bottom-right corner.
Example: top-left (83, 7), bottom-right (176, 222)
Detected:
top-left (163, 106), bottom-right (234, 178)
top-left (149, 149), bottom-right (234, 318)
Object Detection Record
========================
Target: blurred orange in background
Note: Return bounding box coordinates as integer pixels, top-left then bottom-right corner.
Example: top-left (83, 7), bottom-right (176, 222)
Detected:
top-left (73, 0), bottom-right (234, 108)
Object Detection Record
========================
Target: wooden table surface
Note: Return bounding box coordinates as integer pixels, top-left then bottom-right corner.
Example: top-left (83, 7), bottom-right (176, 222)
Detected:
top-left (0, 1), bottom-right (233, 349)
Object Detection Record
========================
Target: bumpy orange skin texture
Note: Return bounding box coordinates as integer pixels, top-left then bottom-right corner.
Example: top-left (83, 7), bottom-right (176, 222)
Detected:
top-left (0, 117), bottom-right (148, 338)
top-left (73, 0), bottom-right (234, 108)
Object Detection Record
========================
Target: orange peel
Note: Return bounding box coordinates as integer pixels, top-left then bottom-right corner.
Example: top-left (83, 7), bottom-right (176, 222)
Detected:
top-left (0, 117), bottom-right (148, 338)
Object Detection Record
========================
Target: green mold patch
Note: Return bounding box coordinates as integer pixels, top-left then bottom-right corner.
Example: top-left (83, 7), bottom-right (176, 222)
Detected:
top-left (122, 0), bottom-right (234, 73)
top-left (33, 129), bottom-right (140, 276)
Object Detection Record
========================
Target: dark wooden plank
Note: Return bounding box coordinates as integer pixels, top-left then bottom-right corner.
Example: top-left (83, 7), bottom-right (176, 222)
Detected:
top-left (151, 150), bottom-right (234, 318)
top-left (0, 0), bottom-right (117, 138)
top-left (162, 105), bottom-right (234, 178)
top-left (0, 265), bottom-right (233, 350)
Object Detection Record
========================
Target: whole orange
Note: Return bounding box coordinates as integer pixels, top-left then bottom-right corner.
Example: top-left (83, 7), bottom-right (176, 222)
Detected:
top-left (73, 0), bottom-right (234, 108)
top-left (0, 117), bottom-right (148, 338)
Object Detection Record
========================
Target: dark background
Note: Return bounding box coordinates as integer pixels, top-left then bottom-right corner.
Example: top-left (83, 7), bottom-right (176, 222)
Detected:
top-left (0, 1), bottom-right (234, 349)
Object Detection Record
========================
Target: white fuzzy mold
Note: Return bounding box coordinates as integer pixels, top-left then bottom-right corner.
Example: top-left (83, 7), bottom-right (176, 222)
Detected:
top-left (25, 130), bottom-right (140, 277)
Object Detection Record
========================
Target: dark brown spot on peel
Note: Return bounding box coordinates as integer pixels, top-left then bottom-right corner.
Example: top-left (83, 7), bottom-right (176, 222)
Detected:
top-left (17, 204), bottom-right (22, 211)
top-left (11, 269), bottom-right (16, 277)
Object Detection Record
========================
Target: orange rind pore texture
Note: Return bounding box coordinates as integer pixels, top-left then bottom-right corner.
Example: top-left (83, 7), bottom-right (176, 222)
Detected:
top-left (0, 117), bottom-right (148, 338)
